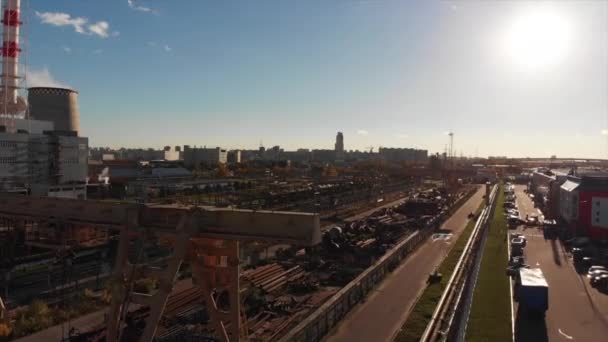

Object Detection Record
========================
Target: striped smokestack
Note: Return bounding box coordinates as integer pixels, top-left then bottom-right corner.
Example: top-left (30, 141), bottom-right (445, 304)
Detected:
top-left (0, 0), bottom-right (26, 115)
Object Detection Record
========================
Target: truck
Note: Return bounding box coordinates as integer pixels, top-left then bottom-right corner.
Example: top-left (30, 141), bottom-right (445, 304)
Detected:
top-left (517, 268), bottom-right (549, 316)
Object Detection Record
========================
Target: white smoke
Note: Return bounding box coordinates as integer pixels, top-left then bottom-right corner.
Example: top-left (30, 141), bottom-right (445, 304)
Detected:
top-left (25, 67), bottom-right (71, 89)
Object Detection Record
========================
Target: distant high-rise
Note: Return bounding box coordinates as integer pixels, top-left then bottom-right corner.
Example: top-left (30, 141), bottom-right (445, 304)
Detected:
top-left (335, 132), bottom-right (344, 153)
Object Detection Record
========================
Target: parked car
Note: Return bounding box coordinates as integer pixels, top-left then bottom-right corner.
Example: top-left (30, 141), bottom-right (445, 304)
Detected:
top-left (581, 256), bottom-right (599, 269)
top-left (512, 237), bottom-right (526, 248)
top-left (511, 233), bottom-right (526, 241)
top-left (508, 216), bottom-right (524, 227)
top-left (587, 267), bottom-right (608, 278)
top-left (591, 273), bottom-right (608, 287)
top-left (525, 216), bottom-right (539, 226)
top-left (587, 265), bottom-right (608, 275)
top-left (507, 208), bottom-right (520, 216)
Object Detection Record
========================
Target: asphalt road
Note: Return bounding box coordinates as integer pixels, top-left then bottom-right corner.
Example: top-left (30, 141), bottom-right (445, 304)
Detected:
top-left (327, 186), bottom-right (485, 342)
top-left (512, 185), bottom-right (608, 342)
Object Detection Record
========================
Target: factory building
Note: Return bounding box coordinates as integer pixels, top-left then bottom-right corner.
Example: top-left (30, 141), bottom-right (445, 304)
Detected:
top-left (164, 145), bottom-right (182, 161)
top-left (530, 170), bottom-right (568, 219)
top-left (227, 150), bottom-right (241, 164)
top-left (560, 173), bottom-right (608, 239)
top-left (378, 147), bottom-right (428, 162)
top-left (0, 117), bottom-right (88, 198)
top-left (183, 146), bottom-right (227, 167)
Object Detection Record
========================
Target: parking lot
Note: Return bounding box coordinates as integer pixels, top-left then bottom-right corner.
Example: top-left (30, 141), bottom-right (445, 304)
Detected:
top-left (510, 185), bottom-right (608, 341)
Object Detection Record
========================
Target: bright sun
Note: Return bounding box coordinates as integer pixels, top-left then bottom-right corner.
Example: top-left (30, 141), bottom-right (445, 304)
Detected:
top-left (505, 7), bottom-right (571, 70)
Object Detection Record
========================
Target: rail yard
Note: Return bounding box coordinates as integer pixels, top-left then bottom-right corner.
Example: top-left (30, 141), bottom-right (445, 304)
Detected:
top-left (1, 173), bottom-right (477, 341)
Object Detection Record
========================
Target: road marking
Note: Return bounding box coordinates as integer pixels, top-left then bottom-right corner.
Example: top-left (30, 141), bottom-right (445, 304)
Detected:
top-left (558, 328), bottom-right (574, 340)
top-left (431, 233), bottom-right (453, 242)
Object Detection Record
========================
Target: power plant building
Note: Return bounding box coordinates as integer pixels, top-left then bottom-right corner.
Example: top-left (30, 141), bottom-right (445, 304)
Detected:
top-left (0, 1), bottom-right (88, 199)
top-left (28, 87), bottom-right (80, 135)
top-left (0, 85), bottom-right (88, 198)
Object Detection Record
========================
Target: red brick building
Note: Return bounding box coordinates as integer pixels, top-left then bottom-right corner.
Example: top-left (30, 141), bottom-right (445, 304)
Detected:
top-left (560, 174), bottom-right (608, 240)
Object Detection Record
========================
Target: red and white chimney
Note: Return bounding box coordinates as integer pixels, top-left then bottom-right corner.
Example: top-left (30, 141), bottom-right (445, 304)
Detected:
top-left (0, 0), bottom-right (26, 115)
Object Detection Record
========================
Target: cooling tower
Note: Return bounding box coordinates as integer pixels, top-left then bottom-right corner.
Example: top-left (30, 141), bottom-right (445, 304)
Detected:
top-left (27, 87), bottom-right (80, 135)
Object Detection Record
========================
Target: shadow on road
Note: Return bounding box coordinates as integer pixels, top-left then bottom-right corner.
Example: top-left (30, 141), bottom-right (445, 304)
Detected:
top-left (514, 307), bottom-right (548, 342)
top-left (549, 239), bottom-right (562, 266)
top-left (542, 227), bottom-right (562, 267)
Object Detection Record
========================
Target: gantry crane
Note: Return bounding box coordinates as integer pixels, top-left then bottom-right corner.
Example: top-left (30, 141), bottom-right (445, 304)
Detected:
top-left (0, 194), bottom-right (321, 342)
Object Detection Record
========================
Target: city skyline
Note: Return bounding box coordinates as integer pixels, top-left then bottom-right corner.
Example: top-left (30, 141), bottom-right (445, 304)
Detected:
top-left (26, 0), bottom-right (608, 158)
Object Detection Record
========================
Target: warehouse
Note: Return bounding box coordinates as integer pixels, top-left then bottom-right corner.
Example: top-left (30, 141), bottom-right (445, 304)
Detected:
top-left (560, 173), bottom-right (608, 239)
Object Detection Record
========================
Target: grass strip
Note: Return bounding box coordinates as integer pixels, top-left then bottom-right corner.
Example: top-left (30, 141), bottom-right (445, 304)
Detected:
top-left (465, 185), bottom-right (511, 342)
top-left (395, 201), bottom-right (484, 342)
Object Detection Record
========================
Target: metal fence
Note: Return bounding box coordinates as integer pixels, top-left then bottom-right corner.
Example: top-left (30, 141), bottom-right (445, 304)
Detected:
top-left (279, 188), bottom-right (478, 342)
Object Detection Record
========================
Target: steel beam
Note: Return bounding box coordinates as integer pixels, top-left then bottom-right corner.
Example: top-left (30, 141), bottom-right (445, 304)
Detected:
top-left (0, 194), bottom-right (321, 245)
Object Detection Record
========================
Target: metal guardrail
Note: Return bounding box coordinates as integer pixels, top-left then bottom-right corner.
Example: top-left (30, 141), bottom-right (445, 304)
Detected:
top-left (420, 185), bottom-right (498, 342)
top-left (456, 185), bottom-right (500, 342)
top-left (278, 187), bottom-right (478, 342)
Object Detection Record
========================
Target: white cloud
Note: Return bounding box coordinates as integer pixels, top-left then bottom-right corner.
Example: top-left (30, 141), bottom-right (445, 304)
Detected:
top-left (62, 46), bottom-right (71, 53)
top-left (601, 129), bottom-right (608, 136)
top-left (26, 67), bottom-right (71, 89)
top-left (88, 21), bottom-right (109, 38)
top-left (164, 45), bottom-right (172, 52)
top-left (128, 0), bottom-right (154, 13)
top-left (36, 11), bottom-right (87, 33)
top-left (357, 129), bottom-right (369, 136)
top-left (36, 11), bottom-right (114, 38)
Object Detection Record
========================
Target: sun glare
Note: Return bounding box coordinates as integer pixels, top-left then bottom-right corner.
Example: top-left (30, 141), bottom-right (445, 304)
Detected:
top-left (505, 7), bottom-right (571, 70)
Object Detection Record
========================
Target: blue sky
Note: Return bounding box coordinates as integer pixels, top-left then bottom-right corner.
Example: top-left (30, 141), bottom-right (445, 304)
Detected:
top-left (25, 0), bottom-right (608, 158)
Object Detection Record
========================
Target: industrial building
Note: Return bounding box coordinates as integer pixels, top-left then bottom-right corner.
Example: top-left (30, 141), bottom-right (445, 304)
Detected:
top-left (560, 173), bottom-right (608, 239)
top-left (0, 101), bottom-right (88, 198)
top-left (378, 147), bottom-right (428, 162)
top-left (227, 149), bottom-right (241, 163)
top-left (183, 146), bottom-right (228, 167)
top-left (0, 1), bottom-right (88, 198)
top-left (163, 145), bottom-right (182, 161)
top-left (530, 169), bottom-right (568, 219)
top-left (28, 87), bottom-right (80, 134)
top-left (529, 169), bottom-right (608, 239)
